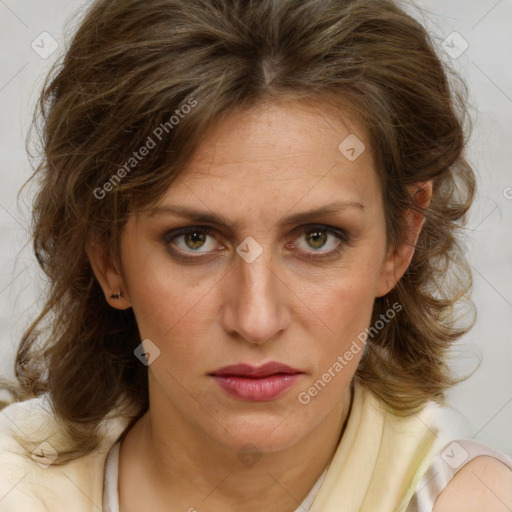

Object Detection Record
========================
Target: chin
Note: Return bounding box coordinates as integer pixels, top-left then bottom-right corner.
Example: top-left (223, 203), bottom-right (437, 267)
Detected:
top-left (205, 412), bottom-right (311, 454)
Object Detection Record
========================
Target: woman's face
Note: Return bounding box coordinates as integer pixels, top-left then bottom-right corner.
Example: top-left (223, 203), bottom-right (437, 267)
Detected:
top-left (112, 100), bottom-right (407, 453)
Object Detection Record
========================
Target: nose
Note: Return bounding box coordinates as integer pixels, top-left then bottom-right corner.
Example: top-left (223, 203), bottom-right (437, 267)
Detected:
top-left (221, 243), bottom-right (291, 345)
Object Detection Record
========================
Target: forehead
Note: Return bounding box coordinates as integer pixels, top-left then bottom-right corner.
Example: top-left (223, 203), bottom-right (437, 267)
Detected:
top-left (185, 99), bottom-right (372, 174)
top-left (145, 99), bottom-right (382, 227)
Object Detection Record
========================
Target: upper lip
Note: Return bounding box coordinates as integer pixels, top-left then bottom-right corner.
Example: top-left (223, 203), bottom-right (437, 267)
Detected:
top-left (209, 362), bottom-right (303, 378)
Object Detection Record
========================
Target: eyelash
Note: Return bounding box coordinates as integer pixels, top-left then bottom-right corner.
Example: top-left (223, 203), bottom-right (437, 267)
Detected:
top-left (161, 224), bottom-right (351, 262)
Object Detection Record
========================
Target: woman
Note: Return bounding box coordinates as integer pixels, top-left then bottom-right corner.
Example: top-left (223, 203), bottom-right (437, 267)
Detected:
top-left (0, 0), bottom-right (511, 510)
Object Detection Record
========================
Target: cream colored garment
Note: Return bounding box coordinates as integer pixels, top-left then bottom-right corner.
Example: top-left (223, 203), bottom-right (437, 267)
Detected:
top-left (0, 378), bottom-right (468, 511)
top-left (308, 378), bottom-right (442, 512)
top-left (0, 395), bottom-right (134, 512)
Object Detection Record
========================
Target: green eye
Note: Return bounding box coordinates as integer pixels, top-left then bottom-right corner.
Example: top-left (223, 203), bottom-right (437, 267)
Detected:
top-left (162, 224), bottom-right (350, 262)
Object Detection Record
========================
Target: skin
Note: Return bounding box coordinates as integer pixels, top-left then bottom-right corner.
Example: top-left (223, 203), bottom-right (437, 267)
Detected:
top-left (432, 457), bottom-right (512, 511)
top-left (87, 98), bottom-right (433, 511)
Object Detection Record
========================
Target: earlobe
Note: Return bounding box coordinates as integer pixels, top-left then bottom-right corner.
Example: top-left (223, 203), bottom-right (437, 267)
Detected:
top-left (375, 180), bottom-right (433, 298)
top-left (85, 238), bottom-right (131, 310)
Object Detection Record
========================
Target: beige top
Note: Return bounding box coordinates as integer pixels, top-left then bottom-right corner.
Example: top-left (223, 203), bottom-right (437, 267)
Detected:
top-left (1, 377), bottom-right (511, 511)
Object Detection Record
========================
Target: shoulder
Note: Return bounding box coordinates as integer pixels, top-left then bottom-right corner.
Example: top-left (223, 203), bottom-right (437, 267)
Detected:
top-left (0, 398), bottom-right (53, 509)
top-left (433, 455), bottom-right (512, 512)
top-left (0, 396), bottom-right (61, 477)
top-left (0, 397), bottom-right (132, 511)
top-left (0, 396), bottom-right (51, 446)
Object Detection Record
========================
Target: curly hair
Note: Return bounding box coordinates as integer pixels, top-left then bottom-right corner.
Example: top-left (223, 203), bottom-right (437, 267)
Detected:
top-left (1, 0), bottom-right (476, 464)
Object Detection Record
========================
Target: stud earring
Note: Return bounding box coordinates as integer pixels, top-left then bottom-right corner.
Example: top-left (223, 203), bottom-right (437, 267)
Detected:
top-left (110, 291), bottom-right (124, 300)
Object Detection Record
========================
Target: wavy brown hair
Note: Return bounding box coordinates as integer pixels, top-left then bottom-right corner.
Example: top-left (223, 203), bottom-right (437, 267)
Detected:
top-left (2, 0), bottom-right (476, 463)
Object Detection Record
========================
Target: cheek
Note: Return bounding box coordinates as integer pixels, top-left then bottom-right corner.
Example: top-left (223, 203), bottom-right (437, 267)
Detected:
top-left (131, 279), bottom-right (208, 343)
top-left (296, 280), bottom-right (376, 408)
top-left (309, 252), bottom-right (383, 365)
top-left (120, 231), bottom-right (195, 327)
top-left (316, 283), bottom-right (373, 369)
top-left (125, 255), bottom-right (221, 364)
top-left (319, 259), bottom-right (381, 324)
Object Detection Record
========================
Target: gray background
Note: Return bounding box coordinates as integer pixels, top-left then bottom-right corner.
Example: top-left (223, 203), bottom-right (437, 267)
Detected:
top-left (1, 0), bottom-right (511, 454)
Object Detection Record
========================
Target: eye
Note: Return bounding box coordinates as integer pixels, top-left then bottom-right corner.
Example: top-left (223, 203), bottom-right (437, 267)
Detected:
top-left (161, 224), bottom-right (351, 262)
top-left (163, 226), bottom-right (222, 257)
top-left (289, 224), bottom-right (350, 260)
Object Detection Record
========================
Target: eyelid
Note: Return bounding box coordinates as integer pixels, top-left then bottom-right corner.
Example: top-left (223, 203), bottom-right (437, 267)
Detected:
top-left (162, 226), bottom-right (220, 251)
top-left (289, 224), bottom-right (351, 260)
top-left (161, 224), bottom-right (351, 259)
top-left (291, 224), bottom-right (350, 242)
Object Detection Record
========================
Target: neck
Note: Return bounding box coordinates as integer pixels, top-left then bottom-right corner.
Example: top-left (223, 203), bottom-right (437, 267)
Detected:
top-left (119, 383), bottom-right (353, 512)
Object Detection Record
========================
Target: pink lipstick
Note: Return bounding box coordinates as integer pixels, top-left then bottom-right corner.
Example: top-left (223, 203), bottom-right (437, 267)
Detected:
top-left (209, 362), bottom-right (303, 402)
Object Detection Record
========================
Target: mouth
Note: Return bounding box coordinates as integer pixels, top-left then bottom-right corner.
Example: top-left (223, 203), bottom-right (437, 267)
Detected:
top-left (208, 362), bottom-right (304, 402)
top-left (210, 362), bottom-right (303, 378)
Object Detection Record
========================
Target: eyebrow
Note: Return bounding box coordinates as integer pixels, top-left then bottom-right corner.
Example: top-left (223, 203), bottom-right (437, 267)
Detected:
top-left (147, 200), bottom-right (365, 229)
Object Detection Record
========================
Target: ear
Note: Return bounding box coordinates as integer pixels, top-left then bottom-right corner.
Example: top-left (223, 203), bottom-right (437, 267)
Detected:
top-left (85, 238), bottom-right (131, 310)
top-left (375, 180), bottom-right (433, 298)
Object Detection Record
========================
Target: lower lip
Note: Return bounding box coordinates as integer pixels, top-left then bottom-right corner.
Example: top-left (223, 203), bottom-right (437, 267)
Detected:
top-left (211, 374), bottom-right (302, 402)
